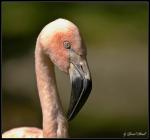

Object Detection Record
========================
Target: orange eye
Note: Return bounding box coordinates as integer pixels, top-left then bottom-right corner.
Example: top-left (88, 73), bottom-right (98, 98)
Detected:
top-left (63, 41), bottom-right (71, 49)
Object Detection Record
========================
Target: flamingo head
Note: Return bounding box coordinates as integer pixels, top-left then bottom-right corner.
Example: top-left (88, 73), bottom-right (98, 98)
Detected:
top-left (39, 18), bottom-right (92, 121)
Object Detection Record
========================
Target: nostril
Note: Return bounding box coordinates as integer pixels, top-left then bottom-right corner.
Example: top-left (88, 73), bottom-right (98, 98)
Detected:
top-left (80, 65), bottom-right (84, 72)
top-left (80, 65), bottom-right (86, 76)
top-left (77, 64), bottom-right (83, 72)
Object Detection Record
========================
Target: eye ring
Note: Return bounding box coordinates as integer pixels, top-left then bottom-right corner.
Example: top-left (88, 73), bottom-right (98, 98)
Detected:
top-left (63, 41), bottom-right (71, 49)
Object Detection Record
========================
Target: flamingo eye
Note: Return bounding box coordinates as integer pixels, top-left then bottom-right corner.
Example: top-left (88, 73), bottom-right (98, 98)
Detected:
top-left (63, 41), bottom-right (71, 49)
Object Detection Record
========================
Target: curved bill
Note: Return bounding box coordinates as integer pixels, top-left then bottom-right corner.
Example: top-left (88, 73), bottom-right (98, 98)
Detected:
top-left (67, 58), bottom-right (92, 121)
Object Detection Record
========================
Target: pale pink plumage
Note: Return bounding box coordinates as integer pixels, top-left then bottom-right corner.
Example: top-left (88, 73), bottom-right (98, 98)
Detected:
top-left (2, 18), bottom-right (87, 138)
top-left (2, 127), bottom-right (43, 138)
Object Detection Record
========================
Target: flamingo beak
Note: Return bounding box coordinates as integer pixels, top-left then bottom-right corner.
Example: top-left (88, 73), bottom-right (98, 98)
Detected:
top-left (67, 50), bottom-right (92, 121)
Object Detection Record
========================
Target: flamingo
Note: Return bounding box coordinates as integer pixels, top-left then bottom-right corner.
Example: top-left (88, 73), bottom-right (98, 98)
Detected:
top-left (2, 18), bottom-right (92, 138)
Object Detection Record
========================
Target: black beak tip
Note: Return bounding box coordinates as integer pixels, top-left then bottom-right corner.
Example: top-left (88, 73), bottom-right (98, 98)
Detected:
top-left (67, 78), bottom-right (92, 121)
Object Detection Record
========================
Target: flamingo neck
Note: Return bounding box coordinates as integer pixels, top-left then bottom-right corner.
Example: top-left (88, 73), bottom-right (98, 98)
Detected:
top-left (35, 39), bottom-right (68, 138)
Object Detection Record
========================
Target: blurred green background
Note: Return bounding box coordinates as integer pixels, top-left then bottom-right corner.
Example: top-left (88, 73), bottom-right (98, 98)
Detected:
top-left (2, 2), bottom-right (148, 138)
